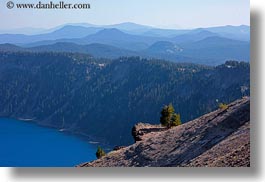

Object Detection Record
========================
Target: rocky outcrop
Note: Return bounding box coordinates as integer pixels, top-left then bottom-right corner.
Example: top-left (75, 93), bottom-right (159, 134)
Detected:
top-left (78, 97), bottom-right (250, 167)
top-left (131, 123), bottom-right (165, 142)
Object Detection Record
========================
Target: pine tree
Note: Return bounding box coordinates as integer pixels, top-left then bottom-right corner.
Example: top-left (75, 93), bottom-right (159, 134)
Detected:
top-left (160, 105), bottom-right (169, 127)
top-left (96, 146), bottom-right (106, 159)
top-left (171, 113), bottom-right (182, 127)
top-left (160, 103), bottom-right (177, 128)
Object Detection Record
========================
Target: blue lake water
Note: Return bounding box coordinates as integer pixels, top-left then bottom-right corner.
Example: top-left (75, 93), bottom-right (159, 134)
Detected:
top-left (0, 118), bottom-right (97, 167)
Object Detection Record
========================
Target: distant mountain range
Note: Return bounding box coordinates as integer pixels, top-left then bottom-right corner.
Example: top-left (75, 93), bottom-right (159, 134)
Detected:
top-left (0, 23), bottom-right (250, 65)
top-left (0, 23), bottom-right (250, 40)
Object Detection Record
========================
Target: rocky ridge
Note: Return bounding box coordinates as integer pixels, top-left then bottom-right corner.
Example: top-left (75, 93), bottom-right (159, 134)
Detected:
top-left (78, 97), bottom-right (250, 167)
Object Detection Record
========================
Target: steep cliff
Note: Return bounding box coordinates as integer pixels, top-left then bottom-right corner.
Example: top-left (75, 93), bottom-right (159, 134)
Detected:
top-left (78, 97), bottom-right (250, 167)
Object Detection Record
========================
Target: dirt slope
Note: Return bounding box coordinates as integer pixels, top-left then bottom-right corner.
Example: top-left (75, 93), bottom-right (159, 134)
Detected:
top-left (78, 97), bottom-right (250, 167)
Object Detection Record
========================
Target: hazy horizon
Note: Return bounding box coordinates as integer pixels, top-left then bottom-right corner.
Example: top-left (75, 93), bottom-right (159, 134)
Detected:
top-left (0, 0), bottom-right (249, 30)
top-left (0, 22), bottom-right (250, 35)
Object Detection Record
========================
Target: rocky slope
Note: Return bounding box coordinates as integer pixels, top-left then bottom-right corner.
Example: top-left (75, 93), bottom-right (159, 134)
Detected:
top-left (78, 97), bottom-right (250, 167)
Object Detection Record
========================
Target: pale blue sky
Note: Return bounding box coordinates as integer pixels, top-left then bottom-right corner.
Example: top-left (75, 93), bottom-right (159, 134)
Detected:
top-left (0, 0), bottom-right (250, 29)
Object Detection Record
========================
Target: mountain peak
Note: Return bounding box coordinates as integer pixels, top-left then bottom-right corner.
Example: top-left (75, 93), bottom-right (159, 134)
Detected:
top-left (96, 28), bottom-right (126, 35)
top-left (0, 43), bottom-right (25, 51)
top-left (105, 22), bottom-right (152, 31)
top-left (52, 25), bottom-right (95, 34)
top-left (189, 29), bottom-right (216, 35)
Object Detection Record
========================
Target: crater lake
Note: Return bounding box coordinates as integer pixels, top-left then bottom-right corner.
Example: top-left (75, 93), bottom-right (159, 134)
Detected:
top-left (0, 118), bottom-right (97, 167)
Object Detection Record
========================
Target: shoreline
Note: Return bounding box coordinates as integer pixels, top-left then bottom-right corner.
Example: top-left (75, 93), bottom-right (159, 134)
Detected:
top-left (0, 116), bottom-right (113, 151)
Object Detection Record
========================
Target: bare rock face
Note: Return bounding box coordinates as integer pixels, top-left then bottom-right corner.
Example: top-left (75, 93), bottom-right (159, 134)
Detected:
top-left (78, 97), bottom-right (250, 167)
top-left (131, 123), bottom-right (165, 142)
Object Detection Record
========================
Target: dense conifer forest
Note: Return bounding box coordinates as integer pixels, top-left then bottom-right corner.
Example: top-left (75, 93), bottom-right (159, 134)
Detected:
top-left (0, 51), bottom-right (250, 145)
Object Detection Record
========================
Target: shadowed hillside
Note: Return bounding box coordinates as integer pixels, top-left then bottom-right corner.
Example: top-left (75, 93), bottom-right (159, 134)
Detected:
top-left (0, 51), bottom-right (249, 146)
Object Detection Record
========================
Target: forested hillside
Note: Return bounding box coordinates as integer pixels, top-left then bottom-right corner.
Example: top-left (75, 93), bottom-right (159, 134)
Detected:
top-left (0, 52), bottom-right (250, 146)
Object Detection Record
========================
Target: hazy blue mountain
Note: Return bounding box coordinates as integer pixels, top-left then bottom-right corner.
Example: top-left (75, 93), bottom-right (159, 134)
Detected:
top-left (55, 22), bottom-right (153, 35)
top-left (58, 22), bottom-right (152, 32)
top-left (0, 23), bottom-right (250, 65)
top-left (0, 26), bottom-right (102, 44)
top-left (204, 25), bottom-right (250, 41)
top-left (30, 42), bottom-right (137, 58)
top-left (0, 34), bottom-right (31, 45)
top-left (140, 25), bottom-right (250, 41)
top-left (63, 23), bottom-right (98, 28)
top-left (0, 24), bottom-right (250, 46)
top-left (1, 32), bottom-right (250, 65)
top-left (25, 28), bottom-right (164, 51)
top-left (178, 36), bottom-right (250, 64)
top-left (0, 42), bottom-right (139, 59)
top-left (141, 29), bottom-right (191, 37)
top-left (0, 42), bottom-right (137, 59)
top-left (181, 36), bottom-right (249, 49)
top-left (141, 35), bottom-right (250, 65)
top-left (0, 43), bottom-right (26, 52)
top-left (80, 28), bottom-right (162, 50)
top-left (0, 22), bottom-right (151, 39)
top-left (41, 25), bottom-right (102, 39)
top-left (105, 22), bottom-right (152, 33)
top-left (171, 29), bottom-right (218, 43)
